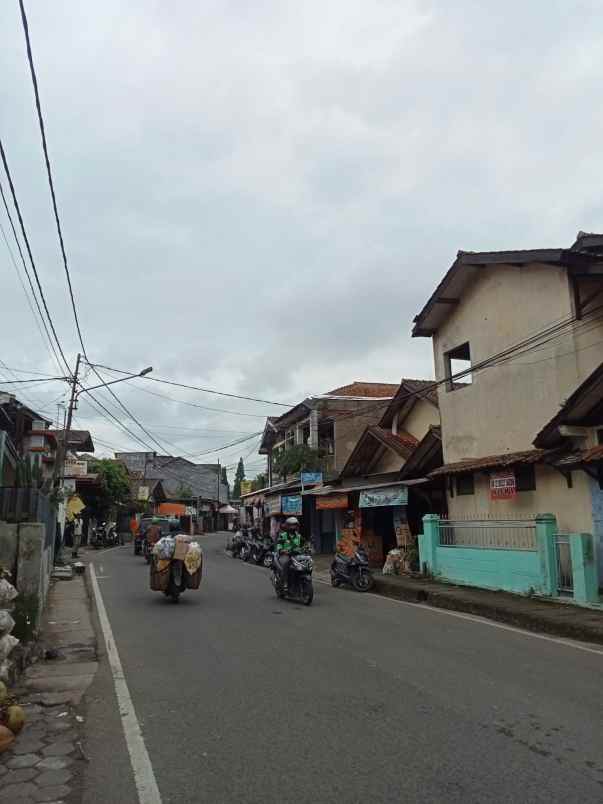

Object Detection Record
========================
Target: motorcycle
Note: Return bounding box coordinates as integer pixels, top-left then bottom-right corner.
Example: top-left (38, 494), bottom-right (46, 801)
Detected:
top-left (251, 535), bottom-right (275, 567)
top-left (271, 549), bottom-right (314, 605)
top-left (330, 544), bottom-right (374, 592)
top-left (163, 558), bottom-right (186, 603)
top-left (239, 528), bottom-right (254, 562)
top-left (228, 529), bottom-right (245, 559)
top-left (90, 522), bottom-right (107, 550)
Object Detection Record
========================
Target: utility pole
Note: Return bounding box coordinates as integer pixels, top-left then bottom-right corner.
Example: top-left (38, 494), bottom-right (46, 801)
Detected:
top-left (216, 459), bottom-right (220, 532)
top-left (59, 353), bottom-right (81, 485)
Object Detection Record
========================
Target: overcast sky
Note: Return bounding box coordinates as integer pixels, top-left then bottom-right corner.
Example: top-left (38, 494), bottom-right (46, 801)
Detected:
top-left (1, 1), bottom-right (602, 480)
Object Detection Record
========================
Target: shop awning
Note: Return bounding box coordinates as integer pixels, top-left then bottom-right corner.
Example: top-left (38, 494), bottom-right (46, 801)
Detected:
top-left (303, 478), bottom-right (429, 496)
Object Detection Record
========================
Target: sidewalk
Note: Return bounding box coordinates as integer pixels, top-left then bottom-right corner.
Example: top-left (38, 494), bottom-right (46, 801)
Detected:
top-left (313, 555), bottom-right (603, 645)
top-left (0, 563), bottom-right (98, 803)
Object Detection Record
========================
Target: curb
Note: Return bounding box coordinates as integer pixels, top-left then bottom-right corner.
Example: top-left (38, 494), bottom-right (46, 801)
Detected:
top-left (316, 571), bottom-right (603, 646)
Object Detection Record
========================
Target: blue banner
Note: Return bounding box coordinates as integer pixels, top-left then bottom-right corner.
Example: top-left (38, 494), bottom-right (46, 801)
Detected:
top-left (359, 485), bottom-right (408, 508)
top-left (301, 471), bottom-right (323, 485)
top-left (282, 495), bottom-right (303, 515)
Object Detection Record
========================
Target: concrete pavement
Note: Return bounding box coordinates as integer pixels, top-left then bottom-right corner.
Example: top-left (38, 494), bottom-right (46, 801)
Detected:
top-left (82, 533), bottom-right (603, 803)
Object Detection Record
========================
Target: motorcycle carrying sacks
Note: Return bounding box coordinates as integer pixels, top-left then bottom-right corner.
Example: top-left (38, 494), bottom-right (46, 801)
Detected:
top-left (153, 537), bottom-right (176, 560)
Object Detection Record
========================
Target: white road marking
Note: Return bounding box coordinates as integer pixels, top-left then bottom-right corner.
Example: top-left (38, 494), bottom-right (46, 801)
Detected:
top-left (89, 563), bottom-right (163, 804)
top-left (314, 576), bottom-right (603, 657)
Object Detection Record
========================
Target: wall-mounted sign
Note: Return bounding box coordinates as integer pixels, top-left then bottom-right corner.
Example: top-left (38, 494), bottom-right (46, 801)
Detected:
top-left (282, 494), bottom-right (303, 515)
top-left (265, 496), bottom-right (282, 516)
top-left (316, 493), bottom-right (348, 510)
top-left (240, 480), bottom-right (253, 496)
top-left (490, 472), bottom-right (516, 500)
top-left (359, 485), bottom-right (408, 508)
top-left (137, 485), bottom-right (150, 501)
top-left (65, 459), bottom-right (87, 477)
top-left (301, 471), bottom-right (323, 485)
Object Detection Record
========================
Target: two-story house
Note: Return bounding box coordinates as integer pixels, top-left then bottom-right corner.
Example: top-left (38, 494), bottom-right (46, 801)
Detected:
top-left (412, 231), bottom-right (603, 583)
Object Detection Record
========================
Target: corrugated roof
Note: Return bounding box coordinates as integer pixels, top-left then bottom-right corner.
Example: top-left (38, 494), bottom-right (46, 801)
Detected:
top-left (554, 445), bottom-right (603, 466)
top-left (430, 448), bottom-right (558, 477)
top-left (325, 382), bottom-right (399, 398)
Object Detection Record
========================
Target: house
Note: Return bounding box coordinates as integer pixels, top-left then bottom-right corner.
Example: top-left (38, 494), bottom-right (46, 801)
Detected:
top-left (256, 382), bottom-right (399, 544)
top-left (0, 394), bottom-right (58, 485)
top-left (412, 231), bottom-right (603, 591)
top-left (305, 378), bottom-right (443, 563)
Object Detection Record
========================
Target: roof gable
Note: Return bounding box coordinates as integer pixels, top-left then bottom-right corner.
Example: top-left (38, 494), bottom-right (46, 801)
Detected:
top-left (340, 425), bottom-right (418, 477)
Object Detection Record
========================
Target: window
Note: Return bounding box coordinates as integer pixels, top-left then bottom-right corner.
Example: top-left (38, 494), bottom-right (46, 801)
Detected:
top-left (515, 465), bottom-right (536, 492)
top-left (455, 473), bottom-right (474, 495)
top-left (285, 430), bottom-right (295, 447)
top-left (302, 423), bottom-right (310, 445)
top-left (444, 342), bottom-right (472, 391)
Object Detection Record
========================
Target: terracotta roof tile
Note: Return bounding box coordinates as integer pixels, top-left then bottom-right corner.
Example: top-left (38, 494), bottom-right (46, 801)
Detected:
top-left (374, 427), bottom-right (419, 454)
top-left (325, 382), bottom-right (399, 398)
top-left (430, 448), bottom-right (559, 477)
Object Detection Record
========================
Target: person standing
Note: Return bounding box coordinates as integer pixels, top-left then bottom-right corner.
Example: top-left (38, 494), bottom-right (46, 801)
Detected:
top-left (72, 515), bottom-right (83, 559)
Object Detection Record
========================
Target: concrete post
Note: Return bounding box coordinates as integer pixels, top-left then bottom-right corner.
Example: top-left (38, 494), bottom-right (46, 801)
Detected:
top-left (309, 410), bottom-right (319, 449)
top-left (14, 523), bottom-right (48, 640)
top-left (569, 533), bottom-right (599, 605)
top-left (535, 513), bottom-right (557, 597)
top-left (419, 514), bottom-right (440, 575)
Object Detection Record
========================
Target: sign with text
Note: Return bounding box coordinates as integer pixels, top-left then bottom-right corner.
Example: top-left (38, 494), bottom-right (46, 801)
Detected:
top-left (490, 472), bottom-right (516, 500)
top-left (240, 480), bottom-right (253, 496)
top-left (316, 493), bottom-right (348, 510)
top-left (137, 485), bottom-right (150, 501)
top-left (301, 471), bottom-right (323, 485)
top-left (281, 494), bottom-right (303, 515)
top-left (359, 485), bottom-right (408, 508)
top-left (65, 459), bottom-right (87, 477)
top-left (265, 496), bottom-right (282, 516)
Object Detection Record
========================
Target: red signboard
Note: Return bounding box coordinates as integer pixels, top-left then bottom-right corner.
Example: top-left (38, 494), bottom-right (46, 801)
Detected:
top-left (316, 493), bottom-right (349, 510)
top-left (490, 472), bottom-right (516, 500)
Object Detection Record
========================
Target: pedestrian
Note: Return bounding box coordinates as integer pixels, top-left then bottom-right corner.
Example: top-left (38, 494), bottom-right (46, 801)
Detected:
top-left (72, 514), bottom-right (83, 559)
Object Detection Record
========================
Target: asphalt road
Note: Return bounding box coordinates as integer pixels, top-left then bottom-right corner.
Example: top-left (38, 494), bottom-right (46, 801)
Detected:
top-left (83, 534), bottom-right (603, 804)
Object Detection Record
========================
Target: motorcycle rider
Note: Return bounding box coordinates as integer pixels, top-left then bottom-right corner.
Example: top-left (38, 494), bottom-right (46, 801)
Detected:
top-left (276, 516), bottom-right (302, 591)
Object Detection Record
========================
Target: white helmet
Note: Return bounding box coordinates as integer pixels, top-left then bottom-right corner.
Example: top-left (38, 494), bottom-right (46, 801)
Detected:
top-left (285, 517), bottom-right (299, 526)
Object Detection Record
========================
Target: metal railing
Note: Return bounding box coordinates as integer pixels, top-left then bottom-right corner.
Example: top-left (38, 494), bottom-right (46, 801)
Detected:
top-left (439, 516), bottom-right (537, 551)
top-left (555, 534), bottom-right (574, 594)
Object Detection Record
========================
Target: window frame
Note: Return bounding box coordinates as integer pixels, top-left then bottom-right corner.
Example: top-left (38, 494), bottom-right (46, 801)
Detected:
top-left (515, 464), bottom-right (536, 493)
top-left (444, 342), bottom-right (473, 392)
top-left (455, 472), bottom-right (475, 496)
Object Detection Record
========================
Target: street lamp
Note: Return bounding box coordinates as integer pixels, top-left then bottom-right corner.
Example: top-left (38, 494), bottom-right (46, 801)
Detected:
top-left (75, 366), bottom-right (153, 399)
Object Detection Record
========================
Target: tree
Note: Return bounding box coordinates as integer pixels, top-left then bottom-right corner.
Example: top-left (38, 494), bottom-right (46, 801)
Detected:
top-left (251, 472), bottom-right (266, 491)
top-left (82, 459), bottom-right (131, 519)
top-left (233, 457), bottom-right (245, 498)
top-left (272, 445), bottom-right (324, 480)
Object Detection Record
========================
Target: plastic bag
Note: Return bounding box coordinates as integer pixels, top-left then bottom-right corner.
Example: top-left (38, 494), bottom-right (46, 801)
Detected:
top-left (0, 580), bottom-right (17, 607)
top-left (382, 548), bottom-right (403, 576)
top-left (152, 537), bottom-right (175, 560)
top-left (184, 542), bottom-right (202, 575)
top-left (0, 611), bottom-right (15, 637)
top-left (0, 634), bottom-right (19, 662)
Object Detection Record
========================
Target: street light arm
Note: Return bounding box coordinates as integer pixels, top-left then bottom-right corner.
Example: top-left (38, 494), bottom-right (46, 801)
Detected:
top-left (75, 367), bottom-right (153, 398)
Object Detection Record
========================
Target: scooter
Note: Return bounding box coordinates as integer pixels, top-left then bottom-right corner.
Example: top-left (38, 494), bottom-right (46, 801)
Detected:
top-left (330, 544), bottom-right (374, 592)
top-left (163, 558), bottom-right (186, 603)
top-left (271, 549), bottom-right (314, 605)
top-left (90, 523), bottom-right (106, 550)
top-left (239, 528), bottom-right (254, 562)
top-left (251, 535), bottom-right (275, 567)
top-left (228, 529), bottom-right (245, 559)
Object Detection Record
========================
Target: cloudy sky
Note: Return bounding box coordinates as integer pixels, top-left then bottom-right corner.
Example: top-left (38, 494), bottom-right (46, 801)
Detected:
top-left (1, 1), bottom-right (602, 479)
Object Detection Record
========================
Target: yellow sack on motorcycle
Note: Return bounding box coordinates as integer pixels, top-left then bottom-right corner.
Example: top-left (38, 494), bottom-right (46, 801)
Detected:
top-left (184, 542), bottom-right (202, 575)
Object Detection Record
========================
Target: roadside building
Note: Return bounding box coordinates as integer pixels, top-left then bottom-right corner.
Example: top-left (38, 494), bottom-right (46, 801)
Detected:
top-left (256, 382), bottom-right (399, 545)
top-left (305, 379), bottom-right (443, 564)
top-left (412, 231), bottom-right (603, 594)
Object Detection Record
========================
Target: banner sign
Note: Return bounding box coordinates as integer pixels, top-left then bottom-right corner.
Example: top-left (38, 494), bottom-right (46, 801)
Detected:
top-left (65, 459), bottom-right (87, 477)
top-left (301, 471), bottom-right (323, 485)
top-left (137, 485), bottom-right (150, 501)
top-left (265, 496), bottom-right (282, 516)
top-left (490, 472), bottom-right (516, 500)
top-left (359, 485), bottom-right (408, 508)
top-left (240, 480), bottom-right (253, 496)
top-left (281, 494), bottom-right (303, 515)
top-left (316, 493), bottom-right (348, 510)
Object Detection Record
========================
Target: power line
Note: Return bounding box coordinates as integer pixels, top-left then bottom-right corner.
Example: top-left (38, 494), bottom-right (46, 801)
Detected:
top-left (0, 377), bottom-right (66, 385)
top-left (90, 362), bottom-right (292, 407)
top-left (0, 176), bottom-right (64, 376)
top-left (0, 139), bottom-right (71, 374)
top-left (18, 0), bottom-right (87, 358)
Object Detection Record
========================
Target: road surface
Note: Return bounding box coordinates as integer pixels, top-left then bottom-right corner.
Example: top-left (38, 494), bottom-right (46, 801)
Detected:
top-left (82, 534), bottom-right (603, 803)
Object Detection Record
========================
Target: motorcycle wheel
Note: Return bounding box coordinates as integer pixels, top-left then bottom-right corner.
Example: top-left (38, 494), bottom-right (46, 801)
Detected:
top-left (241, 547), bottom-right (250, 562)
top-left (134, 544), bottom-right (141, 555)
top-left (352, 572), bottom-right (374, 592)
top-left (263, 554), bottom-right (273, 569)
top-left (330, 573), bottom-right (341, 588)
top-left (302, 578), bottom-right (314, 606)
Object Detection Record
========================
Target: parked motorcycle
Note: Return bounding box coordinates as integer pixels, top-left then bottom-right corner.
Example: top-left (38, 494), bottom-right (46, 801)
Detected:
top-left (90, 522), bottom-right (107, 550)
top-left (251, 534), bottom-right (275, 567)
top-left (239, 528), bottom-right (255, 562)
top-left (228, 529), bottom-right (245, 559)
top-left (271, 548), bottom-right (314, 605)
top-left (330, 544), bottom-right (374, 592)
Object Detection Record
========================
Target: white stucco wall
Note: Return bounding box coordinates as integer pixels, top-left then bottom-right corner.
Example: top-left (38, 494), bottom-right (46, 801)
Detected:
top-left (401, 400), bottom-right (439, 441)
top-left (432, 263), bottom-right (603, 463)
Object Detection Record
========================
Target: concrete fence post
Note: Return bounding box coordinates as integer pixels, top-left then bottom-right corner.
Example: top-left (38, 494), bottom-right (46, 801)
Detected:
top-left (535, 513), bottom-right (557, 596)
top-left (570, 533), bottom-right (599, 605)
top-left (419, 514), bottom-right (440, 576)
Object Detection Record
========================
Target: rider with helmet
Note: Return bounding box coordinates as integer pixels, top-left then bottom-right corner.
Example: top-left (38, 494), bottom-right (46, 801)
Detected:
top-left (276, 516), bottom-right (302, 590)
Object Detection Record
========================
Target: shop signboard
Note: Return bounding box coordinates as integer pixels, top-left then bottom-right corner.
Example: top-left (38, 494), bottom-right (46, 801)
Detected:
top-left (240, 480), bottom-right (253, 496)
top-left (490, 472), bottom-right (516, 500)
top-left (137, 485), bottom-right (150, 501)
top-left (301, 471), bottom-right (323, 485)
top-left (65, 459), bottom-right (87, 477)
top-left (359, 485), bottom-right (408, 508)
top-left (316, 493), bottom-right (348, 510)
top-left (282, 494), bottom-right (302, 515)
top-left (265, 496), bottom-right (282, 516)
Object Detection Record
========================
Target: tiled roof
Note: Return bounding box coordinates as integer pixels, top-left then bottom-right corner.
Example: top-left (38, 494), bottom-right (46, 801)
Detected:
top-left (325, 382), bottom-right (399, 398)
top-left (373, 427), bottom-right (419, 456)
top-left (50, 429), bottom-right (94, 452)
top-left (430, 448), bottom-right (557, 477)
